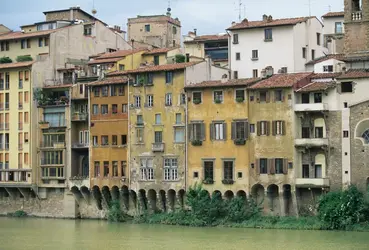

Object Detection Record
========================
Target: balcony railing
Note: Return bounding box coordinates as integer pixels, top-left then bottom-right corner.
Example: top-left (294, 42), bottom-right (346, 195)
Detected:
top-left (71, 113), bottom-right (88, 121)
top-left (295, 138), bottom-right (329, 147)
top-left (5, 102), bottom-right (9, 110)
top-left (18, 123), bottom-right (23, 130)
top-left (294, 103), bottom-right (328, 112)
top-left (152, 142), bottom-right (165, 152)
top-left (352, 11), bottom-right (362, 21)
top-left (295, 178), bottom-right (330, 188)
top-left (18, 103), bottom-right (23, 110)
top-left (5, 123), bottom-right (9, 130)
top-left (40, 159), bottom-right (64, 166)
top-left (40, 141), bottom-right (66, 148)
top-left (72, 142), bottom-right (89, 148)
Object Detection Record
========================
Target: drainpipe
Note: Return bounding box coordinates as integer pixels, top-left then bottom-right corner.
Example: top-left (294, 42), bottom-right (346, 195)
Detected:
top-left (128, 39), bottom-right (134, 191)
top-left (88, 85), bottom-right (91, 189)
top-left (226, 30), bottom-right (231, 77)
top-left (184, 69), bottom-right (188, 191)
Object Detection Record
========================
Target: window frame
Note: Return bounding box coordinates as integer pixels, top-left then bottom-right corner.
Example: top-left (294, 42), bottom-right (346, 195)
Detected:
top-left (223, 160), bottom-right (234, 181)
top-left (233, 33), bottom-right (239, 44)
top-left (235, 89), bottom-right (245, 102)
top-left (213, 90), bottom-right (224, 103)
top-left (264, 28), bottom-right (273, 41)
top-left (165, 93), bottom-right (172, 106)
top-left (164, 158), bottom-right (178, 181)
top-left (192, 91), bottom-right (202, 104)
top-left (203, 160), bottom-right (214, 181)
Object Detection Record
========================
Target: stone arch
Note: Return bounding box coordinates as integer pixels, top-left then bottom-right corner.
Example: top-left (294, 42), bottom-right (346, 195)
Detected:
top-left (354, 118), bottom-right (369, 145)
top-left (121, 185), bottom-right (129, 209)
top-left (251, 184), bottom-right (265, 206)
top-left (139, 189), bottom-right (148, 210)
top-left (200, 189), bottom-right (210, 198)
top-left (224, 190), bottom-right (234, 200)
top-left (80, 186), bottom-right (90, 203)
top-left (71, 186), bottom-right (82, 203)
top-left (159, 190), bottom-right (167, 212)
top-left (111, 186), bottom-right (120, 201)
top-left (92, 186), bottom-right (102, 210)
top-left (168, 189), bottom-right (176, 210)
top-left (130, 190), bottom-right (137, 209)
top-left (178, 189), bottom-right (185, 208)
top-left (101, 186), bottom-right (112, 207)
top-left (267, 184), bottom-right (280, 214)
top-left (283, 184), bottom-right (293, 216)
top-left (212, 190), bottom-right (222, 200)
top-left (236, 190), bottom-right (247, 199)
top-left (147, 189), bottom-right (157, 212)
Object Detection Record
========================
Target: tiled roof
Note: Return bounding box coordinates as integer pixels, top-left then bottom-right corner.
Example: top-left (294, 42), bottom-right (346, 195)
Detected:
top-left (185, 78), bottom-right (261, 89)
top-left (227, 17), bottom-right (312, 30)
top-left (142, 47), bottom-right (177, 55)
top-left (89, 77), bottom-right (128, 86)
top-left (249, 72), bottom-right (313, 89)
top-left (306, 54), bottom-right (345, 65)
top-left (0, 61), bottom-right (34, 70)
top-left (88, 49), bottom-right (147, 64)
top-left (108, 62), bottom-right (200, 76)
top-left (88, 57), bottom-right (121, 65)
top-left (184, 34), bottom-right (228, 43)
top-left (0, 29), bottom-right (54, 41)
top-left (296, 81), bottom-right (336, 92)
top-left (337, 69), bottom-right (369, 79)
top-left (43, 84), bottom-right (73, 89)
top-left (310, 72), bottom-right (342, 79)
top-left (322, 11), bottom-right (344, 18)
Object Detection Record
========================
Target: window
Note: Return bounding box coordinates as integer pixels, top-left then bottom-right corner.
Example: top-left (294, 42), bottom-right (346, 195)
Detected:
top-left (117, 85), bottom-right (124, 96)
top-left (154, 131), bottom-right (162, 143)
top-left (253, 69), bottom-right (258, 78)
top-left (110, 85), bottom-right (116, 96)
top-left (155, 114), bottom-right (161, 124)
top-left (19, 71), bottom-right (23, 89)
top-left (164, 158), bottom-right (178, 181)
top-left (204, 161), bottom-right (214, 180)
top-left (94, 87), bottom-right (100, 97)
top-left (137, 115), bottom-right (143, 125)
top-left (258, 121), bottom-right (269, 136)
top-left (275, 158), bottom-right (284, 174)
top-left (210, 122), bottom-right (226, 140)
top-left (301, 93), bottom-right (310, 103)
top-left (173, 26), bottom-right (177, 34)
top-left (121, 161), bottom-right (127, 177)
top-left (193, 92), bottom-right (202, 104)
top-left (148, 73), bottom-right (154, 84)
top-left (264, 28), bottom-right (272, 41)
top-left (275, 90), bottom-right (283, 102)
top-left (252, 50), bottom-right (258, 59)
top-left (316, 33), bottom-right (321, 45)
top-left (236, 52), bottom-right (241, 60)
top-left (174, 128), bottom-right (185, 143)
top-left (235, 89), bottom-right (245, 102)
top-left (323, 65), bottom-right (333, 72)
top-left (119, 64), bottom-right (125, 71)
top-left (165, 93), bottom-right (172, 106)
top-left (189, 122), bottom-right (205, 141)
top-left (250, 124), bottom-right (255, 133)
top-left (180, 93), bottom-right (186, 105)
top-left (101, 136), bottom-right (109, 145)
top-left (94, 162), bottom-right (100, 177)
top-left (302, 47), bottom-right (306, 59)
top-left (315, 165), bottom-right (322, 178)
top-left (231, 120), bottom-right (248, 140)
top-left (272, 121), bottom-right (285, 135)
top-left (84, 27), bottom-right (92, 36)
top-left (302, 164), bottom-right (309, 178)
top-left (93, 136), bottom-right (98, 146)
top-left (121, 135), bottom-right (127, 145)
top-left (140, 158), bottom-right (154, 180)
top-left (311, 49), bottom-right (315, 60)
top-left (136, 128), bottom-right (144, 143)
top-left (335, 22), bottom-right (343, 33)
top-left (165, 71), bottom-right (173, 84)
top-left (38, 38), bottom-right (43, 47)
top-left (122, 104), bottom-right (128, 113)
top-left (101, 105), bottom-right (108, 114)
top-left (315, 127), bottom-right (324, 138)
top-left (112, 135), bottom-right (118, 145)
top-left (111, 161), bottom-right (118, 177)
top-left (112, 104), bottom-right (118, 114)
top-left (341, 82), bottom-right (353, 93)
top-left (193, 172), bottom-right (199, 178)
top-left (213, 91), bottom-right (223, 103)
top-left (103, 161), bottom-right (109, 177)
top-left (21, 39), bottom-right (26, 49)
top-left (234, 71), bottom-right (238, 79)
top-left (91, 104), bottom-right (98, 115)
top-left (343, 130), bottom-right (349, 138)
top-left (302, 127), bottom-right (310, 138)
top-left (102, 86), bottom-right (108, 96)
top-left (314, 93), bottom-right (322, 103)
top-left (45, 37), bottom-right (49, 46)
top-left (145, 24), bottom-right (151, 32)
top-left (175, 113), bottom-right (182, 124)
top-left (259, 91), bottom-right (267, 102)
top-left (154, 55), bottom-right (159, 66)
top-left (362, 129), bottom-right (369, 143)
top-left (259, 158), bottom-right (268, 174)
top-left (223, 161), bottom-right (234, 180)
top-left (135, 96), bottom-right (141, 108)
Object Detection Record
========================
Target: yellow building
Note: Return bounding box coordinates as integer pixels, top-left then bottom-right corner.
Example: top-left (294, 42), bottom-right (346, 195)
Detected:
top-left (141, 47), bottom-right (181, 66)
top-left (0, 62), bottom-right (33, 188)
top-left (185, 78), bottom-right (259, 198)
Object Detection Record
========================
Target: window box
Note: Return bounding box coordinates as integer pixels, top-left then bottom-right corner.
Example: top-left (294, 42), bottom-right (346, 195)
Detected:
top-left (234, 138), bottom-right (246, 145)
top-left (202, 178), bottom-right (214, 185)
top-left (214, 99), bottom-right (222, 104)
top-left (236, 97), bottom-right (244, 103)
top-left (191, 140), bottom-right (202, 146)
top-left (222, 179), bottom-right (234, 185)
top-left (39, 121), bottom-right (50, 129)
top-left (193, 98), bottom-right (201, 105)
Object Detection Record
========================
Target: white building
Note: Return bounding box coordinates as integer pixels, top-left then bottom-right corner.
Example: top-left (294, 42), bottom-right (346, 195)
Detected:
top-left (322, 11), bottom-right (345, 54)
top-left (227, 15), bottom-right (328, 79)
top-left (305, 54), bottom-right (345, 73)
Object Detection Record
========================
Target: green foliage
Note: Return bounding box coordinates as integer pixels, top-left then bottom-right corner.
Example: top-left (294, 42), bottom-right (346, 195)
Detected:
top-left (193, 98), bottom-right (201, 105)
top-left (191, 140), bottom-right (202, 146)
top-left (16, 55), bottom-right (33, 62)
top-left (214, 99), bottom-right (222, 104)
top-left (226, 197), bottom-right (261, 223)
top-left (236, 97), bottom-right (245, 103)
top-left (234, 138), bottom-right (246, 145)
top-left (0, 57), bottom-right (12, 64)
top-left (202, 178), bottom-right (214, 185)
top-left (318, 185), bottom-right (369, 230)
top-left (175, 54), bottom-right (186, 63)
top-left (8, 210), bottom-right (27, 217)
top-left (107, 200), bottom-right (126, 222)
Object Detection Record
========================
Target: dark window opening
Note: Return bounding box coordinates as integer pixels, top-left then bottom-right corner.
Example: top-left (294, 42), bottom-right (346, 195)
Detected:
top-left (301, 93), bottom-right (310, 104)
top-left (341, 82), bottom-right (353, 93)
top-left (315, 127), bottom-right (324, 138)
top-left (302, 127), bottom-right (310, 138)
top-left (314, 93), bottom-right (322, 103)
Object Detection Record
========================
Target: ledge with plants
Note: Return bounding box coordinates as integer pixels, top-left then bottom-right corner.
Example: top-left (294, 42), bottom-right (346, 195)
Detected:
top-left (202, 178), bottom-right (214, 185)
top-left (193, 99), bottom-right (201, 105)
top-left (214, 99), bottom-right (222, 104)
top-left (234, 138), bottom-right (246, 145)
top-left (236, 97), bottom-right (245, 103)
top-left (191, 140), bottom-right (203, 146)
top-left (222, 179), bottom-right (234, 185)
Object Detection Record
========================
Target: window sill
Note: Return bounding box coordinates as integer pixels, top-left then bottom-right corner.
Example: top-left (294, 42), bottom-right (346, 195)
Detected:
top-left (153, 124), bottom-right (164, 127)
top-left (173, 142), bottom-right (185, 144)
top-left (163, 180), bottom-right (180, 183)
top-left (264, 39), bottom-right (273, 42)
top-left (138, 180), bottom-right (155, 182)
top-left (173, 124), bottom-right (185, 127)
top-left (251, 58), bottom-right (259, 61)
top-left (135, 143), bottom-right (145, 145)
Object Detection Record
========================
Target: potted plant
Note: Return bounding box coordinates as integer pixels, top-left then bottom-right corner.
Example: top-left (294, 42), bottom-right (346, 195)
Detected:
top-left (222, 179), bottom-right (234, 185)
top-left (234, 138), bottom-right (246, 145)
top-left (236, 97), bottom-right (244, 103)
top-left (214, 98), bottom-right (222, 104)
top-left (193, 98), bottom-right (201, 105)
top-left (191, 140), bottom-right (202, 146)
top-left (202, 178), bottom-right (214, 184)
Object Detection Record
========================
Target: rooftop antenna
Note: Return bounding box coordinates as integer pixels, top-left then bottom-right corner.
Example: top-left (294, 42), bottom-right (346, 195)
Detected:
top-left (92, 0), bottom-right (97, 16)
top-left (234, 0), bottom-right (243, 22)
top-left (167, 0), bottom-right (172, 16)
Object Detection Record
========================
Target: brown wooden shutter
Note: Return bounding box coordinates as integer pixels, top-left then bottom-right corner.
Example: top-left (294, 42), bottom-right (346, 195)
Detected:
top-left (231, 122), bottom-right (236, 139)
top-left (223, 122), bottom-right (227, 140)
top-left (255, 159), bottom-right (260, 175)
top-left (272, 121), bottom-right (276, 136)
top-left (245, 121), bottom-right (249, 140)
top-left (256, 91), bottom-right (260, 103)
top-left (270, 159), bottom-right (276, 175)
top-left (201, 123), bottom-right (206, 141)
top-left (282, 121), bottom-right (286, 135)
top-left (188, 124), bottom-right (193, 141)
top-left (266, 121), bottom-right (270, 136)
top-left (283, 158), bottom-right (288, 175)
top-left (266, 91), bottom-right (270, 103)
top-left (210, 123), bottom-right (214, 141)
top-left (257, 121), bottom-right (261, 136)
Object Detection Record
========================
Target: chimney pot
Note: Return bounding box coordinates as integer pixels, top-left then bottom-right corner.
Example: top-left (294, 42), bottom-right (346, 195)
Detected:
top-left (263, 14), bottom-right (268, 21)
top-left (194, 28), bottom-right (197, 35)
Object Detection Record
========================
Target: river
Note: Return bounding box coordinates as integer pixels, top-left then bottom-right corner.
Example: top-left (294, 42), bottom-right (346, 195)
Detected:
top-left (0, 217), bottom-right (368, 250)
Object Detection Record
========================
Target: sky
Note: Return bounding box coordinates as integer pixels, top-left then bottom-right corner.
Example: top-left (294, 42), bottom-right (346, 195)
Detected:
top-left (1, 0), bottom-right (344, 36)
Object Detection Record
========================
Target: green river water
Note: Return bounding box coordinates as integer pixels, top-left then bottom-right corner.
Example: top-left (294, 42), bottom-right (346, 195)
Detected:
top-left (0, 217), bottom-right (368, 250)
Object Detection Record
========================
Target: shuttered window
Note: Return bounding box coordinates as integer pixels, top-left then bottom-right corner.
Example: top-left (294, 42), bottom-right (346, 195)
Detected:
top-left (223, 161), bottom-right (234, 180)
top-left (231, 120), bottom-right (248, 140)
top-left (257, 121), bottom-right (270, 136)
top-left (210, 122), bottom-right (226, 140)
top-left (272, 120), bottom-right (286, 136)
top-left (256, 158), bottom-right (288, 175)
top-left (188, 122), bottom-right (205, 141)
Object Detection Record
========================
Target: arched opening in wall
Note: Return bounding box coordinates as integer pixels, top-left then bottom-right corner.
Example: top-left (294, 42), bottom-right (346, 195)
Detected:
top-left (201, 189), bottom-right (210, 199)
top-left (101, 186), bottom-right (112, 208)
top-left (236, 190), bottom-right (247, 199)
top-left (159, 190), bottom-right (167, 212)
top-left (130, 190), bottom-right (137, 209)
top-left (267, 184), bottom-right (280, 214)
top-left (111, 186), bottom-right (120, 201)
top-left (30, 189), bottom-right (36, 198)
top-left (168, 189), bottom-right (176, 210)
top-left (224, 190), bottom-right (234, 200)
top-left (92, 186), bottom-right (102, 210)
top-left (0, 187), bottom-right (7, 198)
top-left (147, 189), bottom-right (157, 212)
top-left (178, 189), bottom-right (185, 208)
top-left (251, 184), bottom-right (265, 207)
top-left (71, 186), bottom-right (82, 202)
top-left (283, 184), bottom-right (293, 216)
top-left (121, 185), bottom-right (129, 210)
top-left (354, 119), bottom-right (369, 145)
top-left (139, 189), bottom-right (148, 210)
top-left (212, 190), bottom-right (222, 200)
top-left (81, 155), bottom-right (89, 177)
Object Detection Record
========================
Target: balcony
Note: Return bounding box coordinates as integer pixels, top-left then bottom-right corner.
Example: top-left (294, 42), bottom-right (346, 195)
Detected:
top-left (40, 141), bottom-right (66, 149)
top-left (295, 138), bottom-right (328, 147)
top-left (40, 159), bottom-right (64, 166)
top-left (152, 143), bottom-right (165, 152)
top-left (295, 178), bottom-right (330, 188)
top-left (72, 142), bottom-right (89, 149)
top-left (294, 103), bottom-right (328, 112)
top-left (352, 11), bottom-right (362, 21)
top-left (71, 113), bottom-right (88, 121)
top-left (39, 122), bottom-right (50, 129)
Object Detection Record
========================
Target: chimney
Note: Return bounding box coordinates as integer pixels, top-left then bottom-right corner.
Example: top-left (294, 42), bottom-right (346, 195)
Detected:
top-left (231, 21), bottom-right (236, 26)
top-left (263, 14), bottom-right (268, 21)
top-left (194, 28), bottom-right (197, 36)
top-left (221, 74), bottom-right (228, 83)
top-left (268, 15), bottom-right (273, 22)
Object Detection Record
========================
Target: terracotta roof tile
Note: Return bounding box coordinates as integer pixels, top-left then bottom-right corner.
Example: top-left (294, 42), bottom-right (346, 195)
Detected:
top-left (0, 61), bottom-right (34, 70)
top-left (306, 54), bottom-right (345, 65)
top-left (108, 62), bottom-right (200, 76)
top-left (89, 77), bottom-right (128, 86)
top-left (88, 57), bottom-right (121, 65)
top-left (88, 48), bottom-right (147, 65)
top-left (185, 78), bottom-right (261, 89)
top-left (310, 72), bottom-right (342, 79)
top-left (0, 29), bottom-right (54, 41)
top-left (337, 69), bottom-right (369, 79)
top-left (249, 72), bottom-right (313, 89)
top-left (184, 34), bottom-right (228, 43)
top-left (322, 11), bottom-right (344, 18)
top-left (227, 17), bottom-right (312, 30)
top-left (143, 47), bottom-right (177, 55)
top-left (296, 81), bottom-right (336, 92)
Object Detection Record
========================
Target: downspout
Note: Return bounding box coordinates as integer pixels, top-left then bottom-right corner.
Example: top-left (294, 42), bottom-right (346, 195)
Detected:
top-left (184, 68), bottom-right (188, 191)
top-left (128, 39), bottom-right (134, 191)
top-left (88, 85), bottom-right (91, 189)
top-left (226, 30), bottom-right (231, 77)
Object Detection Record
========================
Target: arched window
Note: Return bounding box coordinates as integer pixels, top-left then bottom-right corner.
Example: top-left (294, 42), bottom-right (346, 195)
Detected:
top-left (362, 129), bottom-right (369, 144)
